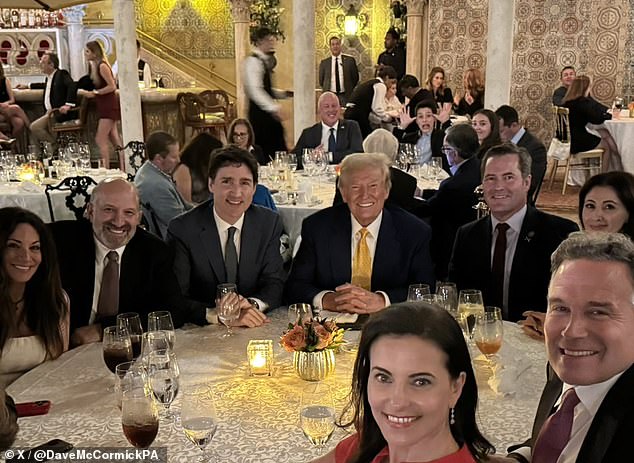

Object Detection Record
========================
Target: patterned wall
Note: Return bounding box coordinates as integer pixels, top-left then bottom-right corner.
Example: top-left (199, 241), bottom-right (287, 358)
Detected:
top-left (135, 0), bottom-right (234, 59)
top-left (426, 0), bottom-right (630, 143)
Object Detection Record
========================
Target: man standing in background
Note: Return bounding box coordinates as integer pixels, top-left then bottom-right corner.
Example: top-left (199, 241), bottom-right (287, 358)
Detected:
top-left (319, 36), bottom-right (359, 107)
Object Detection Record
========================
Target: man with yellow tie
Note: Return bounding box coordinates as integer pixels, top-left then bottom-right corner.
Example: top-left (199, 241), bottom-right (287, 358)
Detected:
top-left (285, 153), bottom-right (434, 313)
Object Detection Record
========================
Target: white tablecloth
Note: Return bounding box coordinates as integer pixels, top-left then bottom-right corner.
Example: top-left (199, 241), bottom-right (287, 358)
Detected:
top-left (604, 118), bottom-right (634, 173)
top-left (0, 170), bottom-right (125, 222)
top-left (7, 312), bottom-right (546, 462)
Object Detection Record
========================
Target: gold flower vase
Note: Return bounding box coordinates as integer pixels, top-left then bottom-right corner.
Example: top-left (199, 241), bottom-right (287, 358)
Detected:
top-left (293, 349), bottom-right (336, 381)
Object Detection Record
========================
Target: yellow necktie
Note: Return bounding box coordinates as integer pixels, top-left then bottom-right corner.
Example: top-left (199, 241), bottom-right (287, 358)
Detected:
top-left (352, 228), bottom-right (372, 291)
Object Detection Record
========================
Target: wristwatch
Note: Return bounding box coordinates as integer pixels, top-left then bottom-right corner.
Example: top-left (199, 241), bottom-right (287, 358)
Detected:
top-left (247, 298), bottom-right (260, 311)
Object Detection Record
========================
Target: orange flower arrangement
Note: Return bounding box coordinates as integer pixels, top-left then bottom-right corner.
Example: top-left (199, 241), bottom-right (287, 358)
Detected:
top-left (280, 318), bottom-right (345, 353)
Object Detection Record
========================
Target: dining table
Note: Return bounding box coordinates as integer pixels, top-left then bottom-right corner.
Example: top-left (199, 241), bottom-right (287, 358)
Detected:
top-left (604, 115), bottom-right (634, 173)
top-left (6, 310), bottom-right (546, 462)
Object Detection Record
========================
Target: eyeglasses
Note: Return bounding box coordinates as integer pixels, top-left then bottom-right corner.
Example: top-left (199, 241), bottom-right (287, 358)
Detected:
top-left (233, 132), bottom-right (249, 138)
top-left (441, 146), bottom-right (456, 155)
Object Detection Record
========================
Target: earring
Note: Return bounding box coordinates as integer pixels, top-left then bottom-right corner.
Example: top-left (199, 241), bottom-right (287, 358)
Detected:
top-left (450, 407), bottom-right (455, 425)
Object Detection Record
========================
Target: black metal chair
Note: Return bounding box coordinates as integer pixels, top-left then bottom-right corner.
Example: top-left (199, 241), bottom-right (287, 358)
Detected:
top-left (116, 141), bottom-right (146, 179)
top-left (45, 175), bottom-right (97, 221)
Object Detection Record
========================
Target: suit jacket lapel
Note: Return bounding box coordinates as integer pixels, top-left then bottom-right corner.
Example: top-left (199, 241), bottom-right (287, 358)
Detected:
top-left (329, 207), bottom-right (352, 284)
top-left (200, 206), bottom-right (226, 284)
top-left (238, 208), bottom-right (258, 285)
top-left (509, 207), bottom-right (537, 285)
top-left (373, 209), bottom-right (399, 287)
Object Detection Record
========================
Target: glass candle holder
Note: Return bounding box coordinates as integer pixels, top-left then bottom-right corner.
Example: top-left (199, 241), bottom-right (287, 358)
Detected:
top-left (247, 340), bottom-right (273, 376)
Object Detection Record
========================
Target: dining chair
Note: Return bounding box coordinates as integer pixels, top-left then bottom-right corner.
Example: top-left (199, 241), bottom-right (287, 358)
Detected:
top-left (176, 91), bottom-right (233, 145)
top-left (47, 97), bottom-right (89, 149)
top-left (115, 140), bottom-right (146, 179)
top-left (45, 175), bottom-right (97, 221)
top-left (547, 106), bottom-right (603, 195)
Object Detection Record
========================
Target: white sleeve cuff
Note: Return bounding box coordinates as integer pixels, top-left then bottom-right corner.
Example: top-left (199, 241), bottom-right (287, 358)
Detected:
top-left (313, 291), bottom-right (333, 311)
top-left (205, 307), bottom-right (218, 325)
top-left (377, 291), bottom-right (390, 307)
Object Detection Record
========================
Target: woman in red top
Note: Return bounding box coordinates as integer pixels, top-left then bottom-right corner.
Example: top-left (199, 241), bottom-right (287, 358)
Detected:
top-left (312, 303), bottom-right (494, 463)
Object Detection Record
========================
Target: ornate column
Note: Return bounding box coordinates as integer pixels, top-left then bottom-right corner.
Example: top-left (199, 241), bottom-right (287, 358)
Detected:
top-left (113, 0), bottom-right (144, 172)
top-left (62, 5), bottom-right (86, 80)
top-left (485, 0), bottom-right (515, 108)
top-left (404, 0), bottom-right (427, 79)
top-left (293, 0), bottom-right (315, 143)
top-left (229, 0), bottom-right (253, 118)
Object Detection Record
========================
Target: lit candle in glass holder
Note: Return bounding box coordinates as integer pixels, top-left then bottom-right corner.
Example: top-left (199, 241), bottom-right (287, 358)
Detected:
top-left (247, 340), bottom-right (273, 376)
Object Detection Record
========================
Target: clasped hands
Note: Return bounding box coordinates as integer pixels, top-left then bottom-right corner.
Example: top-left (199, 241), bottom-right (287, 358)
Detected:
top-left (322, 283), bottom-right (386, 314)
top-left (216, 292), bottom-right (268, 328)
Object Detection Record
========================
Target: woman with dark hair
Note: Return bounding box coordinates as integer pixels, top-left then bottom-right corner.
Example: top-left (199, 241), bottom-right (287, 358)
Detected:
top-left (312, 303), bottom-right (494, 463)
top-left (81, 40), bottom-right (123, 170)
top-left (0, 208), bottom-right (69, 387)
top-left (453, 68), bottom-right (485, 117)
top-left (425, 66), bottom-right (453, 125)
top-left (579, 171), bottom-right (634, 238)
top-left (173, 132), bottom-right (223, 203)
top-left (228, 118), bottom-right (267, 165)
top-left (563, 75), bottom-right (620, 171)
top-left (472, 109), bottom-right (501, 159)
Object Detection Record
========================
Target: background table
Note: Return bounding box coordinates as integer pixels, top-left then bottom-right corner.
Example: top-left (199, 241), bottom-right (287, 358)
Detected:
top-left (604, 117), bottom-right (634, 173)
top-left (7, 311), bottom-right (546, 462)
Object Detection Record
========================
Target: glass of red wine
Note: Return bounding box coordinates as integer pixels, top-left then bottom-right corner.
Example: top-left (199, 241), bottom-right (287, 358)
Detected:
top-left (121, 383), bottom-right (159, 449)
top-left (117, 313), bottom-right (143, 359)
top-left (103, 326), bottom-right (133, 374)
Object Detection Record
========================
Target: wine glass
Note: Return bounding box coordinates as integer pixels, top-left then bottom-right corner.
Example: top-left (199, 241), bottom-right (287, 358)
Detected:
top-left (121, 383), bottom-right (159, 449)
top-left (431, 156), bottom-right (443, 180)
top-left (300, 383), bottom-right (335, 453)
top-left (473, 306), bottom-right (504, 364)
top-left (117, 312), bottom-right (143, 359)
top-left (147, 348), bottom-right (180, 420)
top-left (288, 303), bottom-right (312, 326)
top-left (614, 96), bottom-right (624, 118)
top-left (102, 326), bottom-right (133, 374)
top-left (115, 361), bottom-right (145, 410)
top-left (407, 283), bottom-right (431, 302)
top-left (141, 330), bottom-right (171, 360)
top-left (216, 283), bottom-right (240, 338)
top-left (458, 289), bottom-right (485, 339)
top-left (436, 282), bottom-right (458, 315)
top-left (147, 311), bottom-right (175, 351)
top-left (287, 152), bottom-right (298, 171)
top-left (66, 142), bottom-right (80, 172)
top-left (181, 385), bottom-right (218, 461)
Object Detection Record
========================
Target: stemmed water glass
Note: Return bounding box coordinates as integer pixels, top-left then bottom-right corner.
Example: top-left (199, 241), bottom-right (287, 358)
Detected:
top-left (117, 312), bottom-right (143, 359)
top-left (147, 348), bottom-right (180, 420)
top-left (458, 289), bottom-right (485, 339)
top-left (148, 311), bottom-right (175, 351)
top-left (473, 307), bottom-right (504, 365)
top-left (66, 142), bottom-right (80, 173)
top-left (121, 381), bottom-right (159, 449)
top-left (436, 282), bottom-right (458, 315)
top-left (141, 330), bottom-right (171, 360)
top-left (407, 283), bottom-right (430, 302)
top-left (431, 156), bottom-right (443, 180)
top-left (300, 383), bottom-right (336, 454)
top-left (181, 385), bottom-right (218, 462)
top-left (216, 283), bottom-right (240, 338)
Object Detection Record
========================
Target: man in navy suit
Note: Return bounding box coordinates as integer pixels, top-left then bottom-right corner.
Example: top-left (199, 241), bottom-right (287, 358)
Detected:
top-left (417, 124), bottom-right (481, 280)
top-left (448, 143), bottom-right (578, 322)
top-left (496, 105), bottom-right (547, 205)
top-left (286, 152), bottom-right (434, 313)
top-left (318, 36), bottom-right (359, 106)
top-left (498, 233), bottom-right (634, 463)
top-left (293, 92), bottom-right (363, 166)
top-left (168, 146), bottom-right (285, 326)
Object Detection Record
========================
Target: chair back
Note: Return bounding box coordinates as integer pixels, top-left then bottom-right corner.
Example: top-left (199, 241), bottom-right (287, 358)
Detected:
top-left (116, 140), bottom-right (146, 176)
top-left (553, 105), bottom-right (571, 143)
top-left (45, 175), bottom-right (97, 221)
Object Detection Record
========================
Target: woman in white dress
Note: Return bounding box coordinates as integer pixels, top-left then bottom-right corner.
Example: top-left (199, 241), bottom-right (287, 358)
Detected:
top-left (0, 208), bottom-right (69, 387)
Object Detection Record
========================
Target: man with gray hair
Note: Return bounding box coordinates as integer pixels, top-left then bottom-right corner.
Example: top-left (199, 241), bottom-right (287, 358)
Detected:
top-left (286, 152), bottom-right (434, 313)
top-left (292, 91), bottom-right (363, 165)
top-left (449, 143), bottom-right (578, 321)
top-left (497, 232), bottom-right (634, 462)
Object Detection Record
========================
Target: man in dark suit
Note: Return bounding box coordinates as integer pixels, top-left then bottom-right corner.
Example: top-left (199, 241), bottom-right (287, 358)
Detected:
top-left (377, 28), bottom-right (406, 82)
top-left (417, 124), bottom-right (481, 280)
top-left (318, 36), bottom-right (359, 107)
top-left (167, 146), bottom-right (285, 326)
top-left (497, 233), bottom-right (634, 463)
top-left (399, 74), bottom-right (433, 118)
top-left (496, 105), bottom-right (547, 205)
top-left (286, 152), bottom-right (434, 313)
top-left (49, 178), bottom-right (185, 345)
top-left (28, 52), bottom-right (77, 150)
top-left (448, 143), bottom-right (578, 322)
top-left (293, 92), bottom-right (363, 167)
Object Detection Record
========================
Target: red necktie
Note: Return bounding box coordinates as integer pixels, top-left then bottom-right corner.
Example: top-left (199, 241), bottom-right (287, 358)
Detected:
top-left (532, 388), bottom-right (580, 463)
top-left (491, 222), bottom-right (509, 313)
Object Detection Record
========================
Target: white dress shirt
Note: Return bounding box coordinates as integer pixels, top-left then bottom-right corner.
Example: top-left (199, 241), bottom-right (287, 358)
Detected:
top-left (490, 205), bottom-right (527, 315)
top-left (43, 69), bottom-right (56, 112)
top-left (329, 55), bottom-right (345, 93)
top-left (370, 77), bottom-right (390, 121)
top-left (88, 238), bottom-right (126, 325)
top-left (313, 212), bottom-right (390, 309)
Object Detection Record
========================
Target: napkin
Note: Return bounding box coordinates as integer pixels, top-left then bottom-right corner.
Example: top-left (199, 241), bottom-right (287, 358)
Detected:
top-left (486, 342), bottom-right (531, 396)
top-left (319, 310), bottom-right (358, 324)
top-left (18, 181), bottom-right (43, 193)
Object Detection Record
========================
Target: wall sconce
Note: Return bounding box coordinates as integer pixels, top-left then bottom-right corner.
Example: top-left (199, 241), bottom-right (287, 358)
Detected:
top-left (337, 3), bottom-right (367, 38)
top-left (247, 340), bottom-right (273, 376)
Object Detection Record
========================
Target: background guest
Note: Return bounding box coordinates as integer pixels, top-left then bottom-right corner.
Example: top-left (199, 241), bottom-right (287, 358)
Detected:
top-left (453, 68), bottom-right (485, 117)
top-left (472, 109), bottom-right (501, 159)
top-left (370, 82), bottom-right (402, 130)
top-left (228, 118), bottom-right (266, 165)
top-left (0, 64), bottom-right (30, 138)
top-left (0, 208), bottom-right (69, 387)
top-left (377, 28), bottom-right (406, 82)
top-left (318, 36), bottom-right (359, 107)
top-left (562, 75), bottom-right (621, 171)
top-left (425, 66), bottom-right (453, 125)
top-left (112, 39), bottom-right (152, 89)
top-left (173, 132), bottom-right (223, 204)
top-left (552, 66), bottom-right (575, 106)
top-left (395, 100), bottom-right (446, 169)
top-left (398, 74), bottom-right (432, 119)
top-left (311, 303), bottom-right (494, 463)
top-left (81, 41), bottom-right (123, 170)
